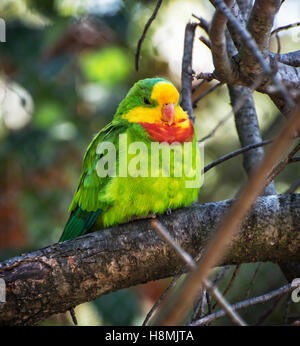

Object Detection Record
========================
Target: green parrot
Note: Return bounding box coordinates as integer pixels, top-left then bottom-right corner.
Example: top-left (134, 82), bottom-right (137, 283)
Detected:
top-left (59, 78), bottom-right (201, 242)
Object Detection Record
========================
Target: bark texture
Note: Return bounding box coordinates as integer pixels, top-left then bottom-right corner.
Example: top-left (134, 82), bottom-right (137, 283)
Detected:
top-left (0, 194), bottom-right (299, 326)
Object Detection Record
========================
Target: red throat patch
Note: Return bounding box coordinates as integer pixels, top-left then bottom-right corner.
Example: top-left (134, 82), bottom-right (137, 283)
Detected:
top-left (138, 120), bottom-right (194, 144)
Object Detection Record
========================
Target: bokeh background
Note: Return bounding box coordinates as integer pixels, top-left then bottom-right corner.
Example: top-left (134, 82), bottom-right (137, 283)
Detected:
top-left (0, 0), bottom-right (299, 325)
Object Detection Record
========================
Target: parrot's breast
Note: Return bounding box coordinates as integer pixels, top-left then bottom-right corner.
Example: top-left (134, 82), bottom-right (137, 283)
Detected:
top-left (138, 119), bottom-right (194, 144)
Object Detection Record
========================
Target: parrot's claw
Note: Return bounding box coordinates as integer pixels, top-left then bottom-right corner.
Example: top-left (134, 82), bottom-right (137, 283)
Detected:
top-left (165, 208), bottom-right (172, 215)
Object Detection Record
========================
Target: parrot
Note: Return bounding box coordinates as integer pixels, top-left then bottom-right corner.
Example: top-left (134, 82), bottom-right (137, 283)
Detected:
top-left (59, 78), bottom-right (201, 242)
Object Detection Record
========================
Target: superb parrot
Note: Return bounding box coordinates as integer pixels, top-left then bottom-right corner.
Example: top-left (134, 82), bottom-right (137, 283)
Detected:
top-left (59, 78), bottom-right (201, 242)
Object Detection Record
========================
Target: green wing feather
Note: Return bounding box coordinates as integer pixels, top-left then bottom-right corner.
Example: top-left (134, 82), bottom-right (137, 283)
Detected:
top-left (59, 121), bottom-right (126, 242)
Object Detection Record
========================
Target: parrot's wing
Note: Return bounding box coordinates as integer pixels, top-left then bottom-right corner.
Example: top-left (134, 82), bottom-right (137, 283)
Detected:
top-left (59, 121), bottom-right (125, 242)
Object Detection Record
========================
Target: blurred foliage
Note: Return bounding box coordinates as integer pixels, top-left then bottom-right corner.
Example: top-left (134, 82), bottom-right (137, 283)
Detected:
top-left (0, 0), bottom-right (299, 326)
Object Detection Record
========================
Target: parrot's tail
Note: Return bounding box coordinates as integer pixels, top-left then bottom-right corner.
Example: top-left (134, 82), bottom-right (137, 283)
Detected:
top-left (59, 207), bottom-right (102, 242)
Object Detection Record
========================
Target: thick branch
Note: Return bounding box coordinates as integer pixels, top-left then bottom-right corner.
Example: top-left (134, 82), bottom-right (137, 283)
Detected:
top-left (246, 0), bottom-right (281, 54)
top-left (209, 0), bottom-right (236, 83)
top-left (181, 22), bottom-right (197, 122)
top-left (0, 194), bottom-right (300, 325)
top-left (271, 51), bottom-right (300, 68)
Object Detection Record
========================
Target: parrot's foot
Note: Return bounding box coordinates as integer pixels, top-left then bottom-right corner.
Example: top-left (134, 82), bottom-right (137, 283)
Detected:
top-left (130, 212), bottom-right (157, 222)
top-left (165, 208), bottom-right (172, 216)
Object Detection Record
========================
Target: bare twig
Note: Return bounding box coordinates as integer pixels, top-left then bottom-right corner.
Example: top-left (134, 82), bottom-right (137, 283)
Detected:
top-left (271, 22), bottom-right (300, 36)
top-left (191, 289), bottom-right (207, 322)
top-left (203, 279), bottom-right (246, 326)
top-left (289, 156), bottom-right (300, 163)
top-left (209, 0), bottom-right (236, 83)
top-left (199, 35), bottom-right (211, 49)
top-left (151, 220), bottom-right (247, 326)
top-left (255, 294), bottom-right (283, 325)
top-left (264, 142), bottom-right (300, 187)
top-left (221, 265), bottom-right (241, 299)
top-left (193, 82), bottom-right (222, 108)
top-left (242, 263), bottom-right (262, 300)
top-left (151, 220), bottom-right (195, 269)
top-left (211, 265), bottom-right (241, 312)
top-left (189, 283), bottom-right (296, 326)
top-left (157, 101), bottom-right (300, 325)
top-left (198, 77), bottom-right (264, 143)
top-left (285, 177), bottom-right (300, 194)
top-left (270, 50), bottom-right (300, 67)
top-left (142, 275), bottom-right (180, 326)
top-left (135, 0), bottom-right (163, 71)
top-left (181, 22), bottom-right (198, 122)
top-left (275, 32), bottom-right (281, 54)
top-left (195, 72), bottom-right (215, 81)
top-left (203, 140), bottom-right (273, 173)
top-left (191, 14), bottom-right (210, 34)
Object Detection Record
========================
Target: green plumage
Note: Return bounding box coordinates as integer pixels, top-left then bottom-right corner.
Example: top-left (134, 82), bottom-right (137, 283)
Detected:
top-left (59, 78), bottom-right (201, 242)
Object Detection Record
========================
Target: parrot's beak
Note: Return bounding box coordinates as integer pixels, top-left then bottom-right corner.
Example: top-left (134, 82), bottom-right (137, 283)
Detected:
top-left (161, 103), bottom-right (175, 126)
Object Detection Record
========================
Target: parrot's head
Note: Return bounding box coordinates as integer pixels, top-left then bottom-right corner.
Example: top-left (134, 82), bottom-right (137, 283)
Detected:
top-left (116, 78), bottom-right (194, 143)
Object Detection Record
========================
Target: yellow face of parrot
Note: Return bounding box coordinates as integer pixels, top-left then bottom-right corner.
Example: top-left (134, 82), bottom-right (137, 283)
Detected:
top-left (120, 80), bottom-right (194, 143)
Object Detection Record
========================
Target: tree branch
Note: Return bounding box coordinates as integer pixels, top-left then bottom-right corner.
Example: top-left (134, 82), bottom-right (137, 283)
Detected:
top-left (0, 194), bottom-right (299, 325)
top-left (181, 22), bottom-right (198, 122)
top-left (135, 0), bottom-right (163, 71)
top-left (209, 0), bottom-right (236, 83)
top-left (189, 282), bottom-right (296, 326)
top-left (246, 0), bottom-right (281, 54)
top-left (270, 51), bottom-right (300, 68)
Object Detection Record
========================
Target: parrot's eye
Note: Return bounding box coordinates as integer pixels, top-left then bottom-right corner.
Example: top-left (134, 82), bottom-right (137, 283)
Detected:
top-left (143, 97), bottom-right (151, 105)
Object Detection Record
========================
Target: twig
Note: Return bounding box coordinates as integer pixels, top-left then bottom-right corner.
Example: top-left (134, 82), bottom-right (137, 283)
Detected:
top-left (195, 72), bottom-right (215, 81)
top-left (255, 294), bottom-right (283, 325)
top-left (270, 50), bottom-right (300, 68)
top-left (285, 177), bottom-right (300, 194)
top-left (222, 265), bottom-right (241, 296)
top-left (189, 283), bottom-right (295, 326)
top-left (213, 264), bottom-right (241, 310)
top-left (69, 307), bottom-right (78, 325)
top-left (191, 266), bottom-right (230, 322)
top-left (289, 156), bottom-right (300, 163)
top-left (191, 289), bottom-right (207, 322)
top-left (191, 14), bottom-right (210, 34)
top-left (181, 22), bottom-right (198, 123)
top-left (241, 263), bottom-right (262, 300)
top-left (151, 220), bottom-right (195, 269)
top-left (198, 113), bottom-right (232, 143)
top-left (275, 32), bottom-right (281, 54)
top-left (284, 296), bottom-right (292, 325)
top-left (151, 220), bottom-right (247, 326)
top-left (199, 36), bottom-right (211, 49)
top-left (198, 77), bottom-right (264, 143)
top-left (135, 0), bottom-right (163, 71)
top-left (212, 266), bottom-right (231, 287)
top-left (210, 0), bottom-right (236, 83)
top-left (203, 139), bottom-right (273, 173)
top-left (157, 100), bottom-right (300, 325)
top-left (264, 142), bottom-right (300, 187)
top-left (142, 275), bottom-right (180, 326)
top-left (271, 22), bottom-right (300, 36)
top-left (203, 279), bottom-right (246, 326)
top-left (192, 79), bottom-right (206, 93)
top-left (193, 82), bottom-right (222, 108)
